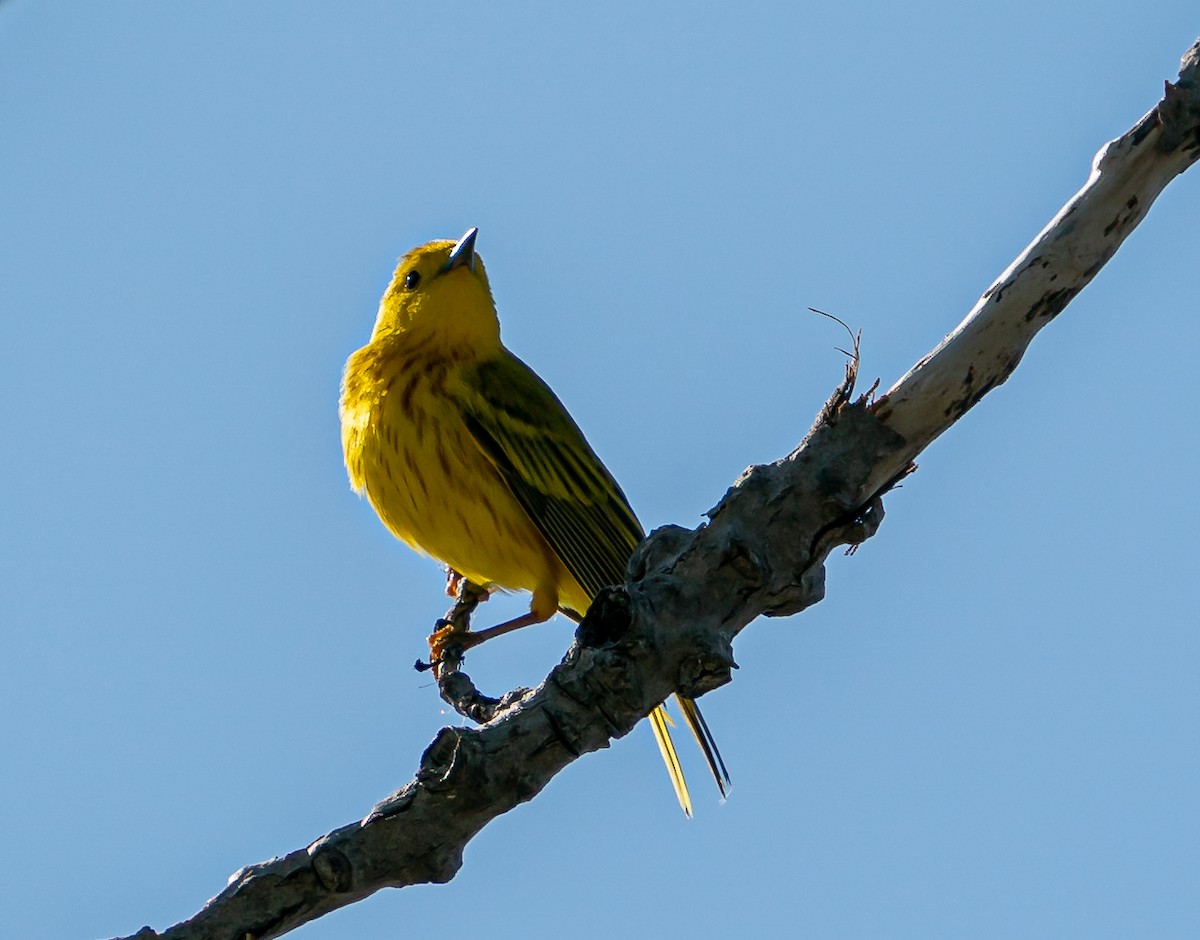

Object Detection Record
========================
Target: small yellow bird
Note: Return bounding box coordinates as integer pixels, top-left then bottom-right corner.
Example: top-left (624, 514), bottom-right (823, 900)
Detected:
top-left (339, 228), bottom-right (729, 814)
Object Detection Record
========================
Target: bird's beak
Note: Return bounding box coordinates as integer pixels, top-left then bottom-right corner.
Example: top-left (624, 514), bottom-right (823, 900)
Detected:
top-left (442, 227), bottom-right (478, 273)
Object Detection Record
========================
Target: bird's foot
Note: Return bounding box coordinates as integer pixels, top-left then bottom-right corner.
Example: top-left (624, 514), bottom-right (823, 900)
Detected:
top-left (427, 621), bottom-right (487, 664)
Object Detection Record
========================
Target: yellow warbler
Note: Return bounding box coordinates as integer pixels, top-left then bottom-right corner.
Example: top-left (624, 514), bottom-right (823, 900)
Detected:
top-left (339, 227), bottom-right (729, 814)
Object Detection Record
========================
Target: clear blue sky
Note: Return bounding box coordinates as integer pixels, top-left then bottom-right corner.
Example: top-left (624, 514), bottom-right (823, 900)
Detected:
top-left (3, 3), bottom-right (1198, 938)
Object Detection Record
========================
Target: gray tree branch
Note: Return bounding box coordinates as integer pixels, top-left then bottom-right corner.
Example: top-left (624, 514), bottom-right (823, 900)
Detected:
top-left (114, 39), bottom-right (1200, 940)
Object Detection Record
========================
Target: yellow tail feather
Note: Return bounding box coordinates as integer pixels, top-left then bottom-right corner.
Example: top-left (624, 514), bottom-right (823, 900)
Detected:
top-left (648, 705), bottom-right (692, 817)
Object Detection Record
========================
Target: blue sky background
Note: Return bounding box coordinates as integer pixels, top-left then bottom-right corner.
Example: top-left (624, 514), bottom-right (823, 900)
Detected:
top-left (3, 3), bottom-right (1198, 938)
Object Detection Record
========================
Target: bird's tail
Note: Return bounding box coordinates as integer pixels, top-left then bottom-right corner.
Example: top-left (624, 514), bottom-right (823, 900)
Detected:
top-left (676, 694), bottom-right (732, 801)
top-left (647, 697), bottom-right (731, 817)
top-left (648, 705), bottom-right (692, 817)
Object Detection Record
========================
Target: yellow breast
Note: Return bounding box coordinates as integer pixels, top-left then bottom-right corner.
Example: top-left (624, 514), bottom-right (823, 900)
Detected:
top-left (340, 338), bottom-right (567, 612)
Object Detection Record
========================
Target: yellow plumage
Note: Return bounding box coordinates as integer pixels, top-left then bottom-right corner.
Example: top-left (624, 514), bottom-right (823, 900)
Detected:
top-left (340, 228), bottom-right (728, 814)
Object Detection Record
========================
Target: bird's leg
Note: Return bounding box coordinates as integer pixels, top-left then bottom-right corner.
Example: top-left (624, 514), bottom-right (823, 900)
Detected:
top-left (444, 567), bottom-right (464, 598)
top-left (428, 610), bottom-right (555, 676)
top-left (429, 609), bottom-right (544, 660)
top-left (426, 583), bottom-right (556, 677)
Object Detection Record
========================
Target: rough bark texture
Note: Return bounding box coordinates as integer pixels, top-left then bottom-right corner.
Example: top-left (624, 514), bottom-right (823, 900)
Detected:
top-left (114, 39), bottom-right (1200, 940)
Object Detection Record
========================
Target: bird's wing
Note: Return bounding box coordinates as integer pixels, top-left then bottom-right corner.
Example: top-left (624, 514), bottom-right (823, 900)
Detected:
top-left (456, 353), bottom-right (732, 814)
top-left (452, 352), bottom-right (644, 601)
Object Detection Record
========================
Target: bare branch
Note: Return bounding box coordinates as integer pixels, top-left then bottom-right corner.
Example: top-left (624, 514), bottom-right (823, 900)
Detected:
top-left (869, 39), bottom-right (1200, 492)
top-left (112, 38), bottom-right (1200, 940)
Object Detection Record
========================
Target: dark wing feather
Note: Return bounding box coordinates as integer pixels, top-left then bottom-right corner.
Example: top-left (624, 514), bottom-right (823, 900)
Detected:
top-left (452, 352), bottom-right (644, 602)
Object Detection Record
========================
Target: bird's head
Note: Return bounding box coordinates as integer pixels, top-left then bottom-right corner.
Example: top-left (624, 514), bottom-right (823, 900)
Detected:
top-left (369, 227), bottom-right (500, 353)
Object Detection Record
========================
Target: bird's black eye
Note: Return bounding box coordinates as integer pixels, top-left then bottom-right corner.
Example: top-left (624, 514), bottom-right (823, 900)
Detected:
top-left (403, 270), bottom-right (421, 290)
